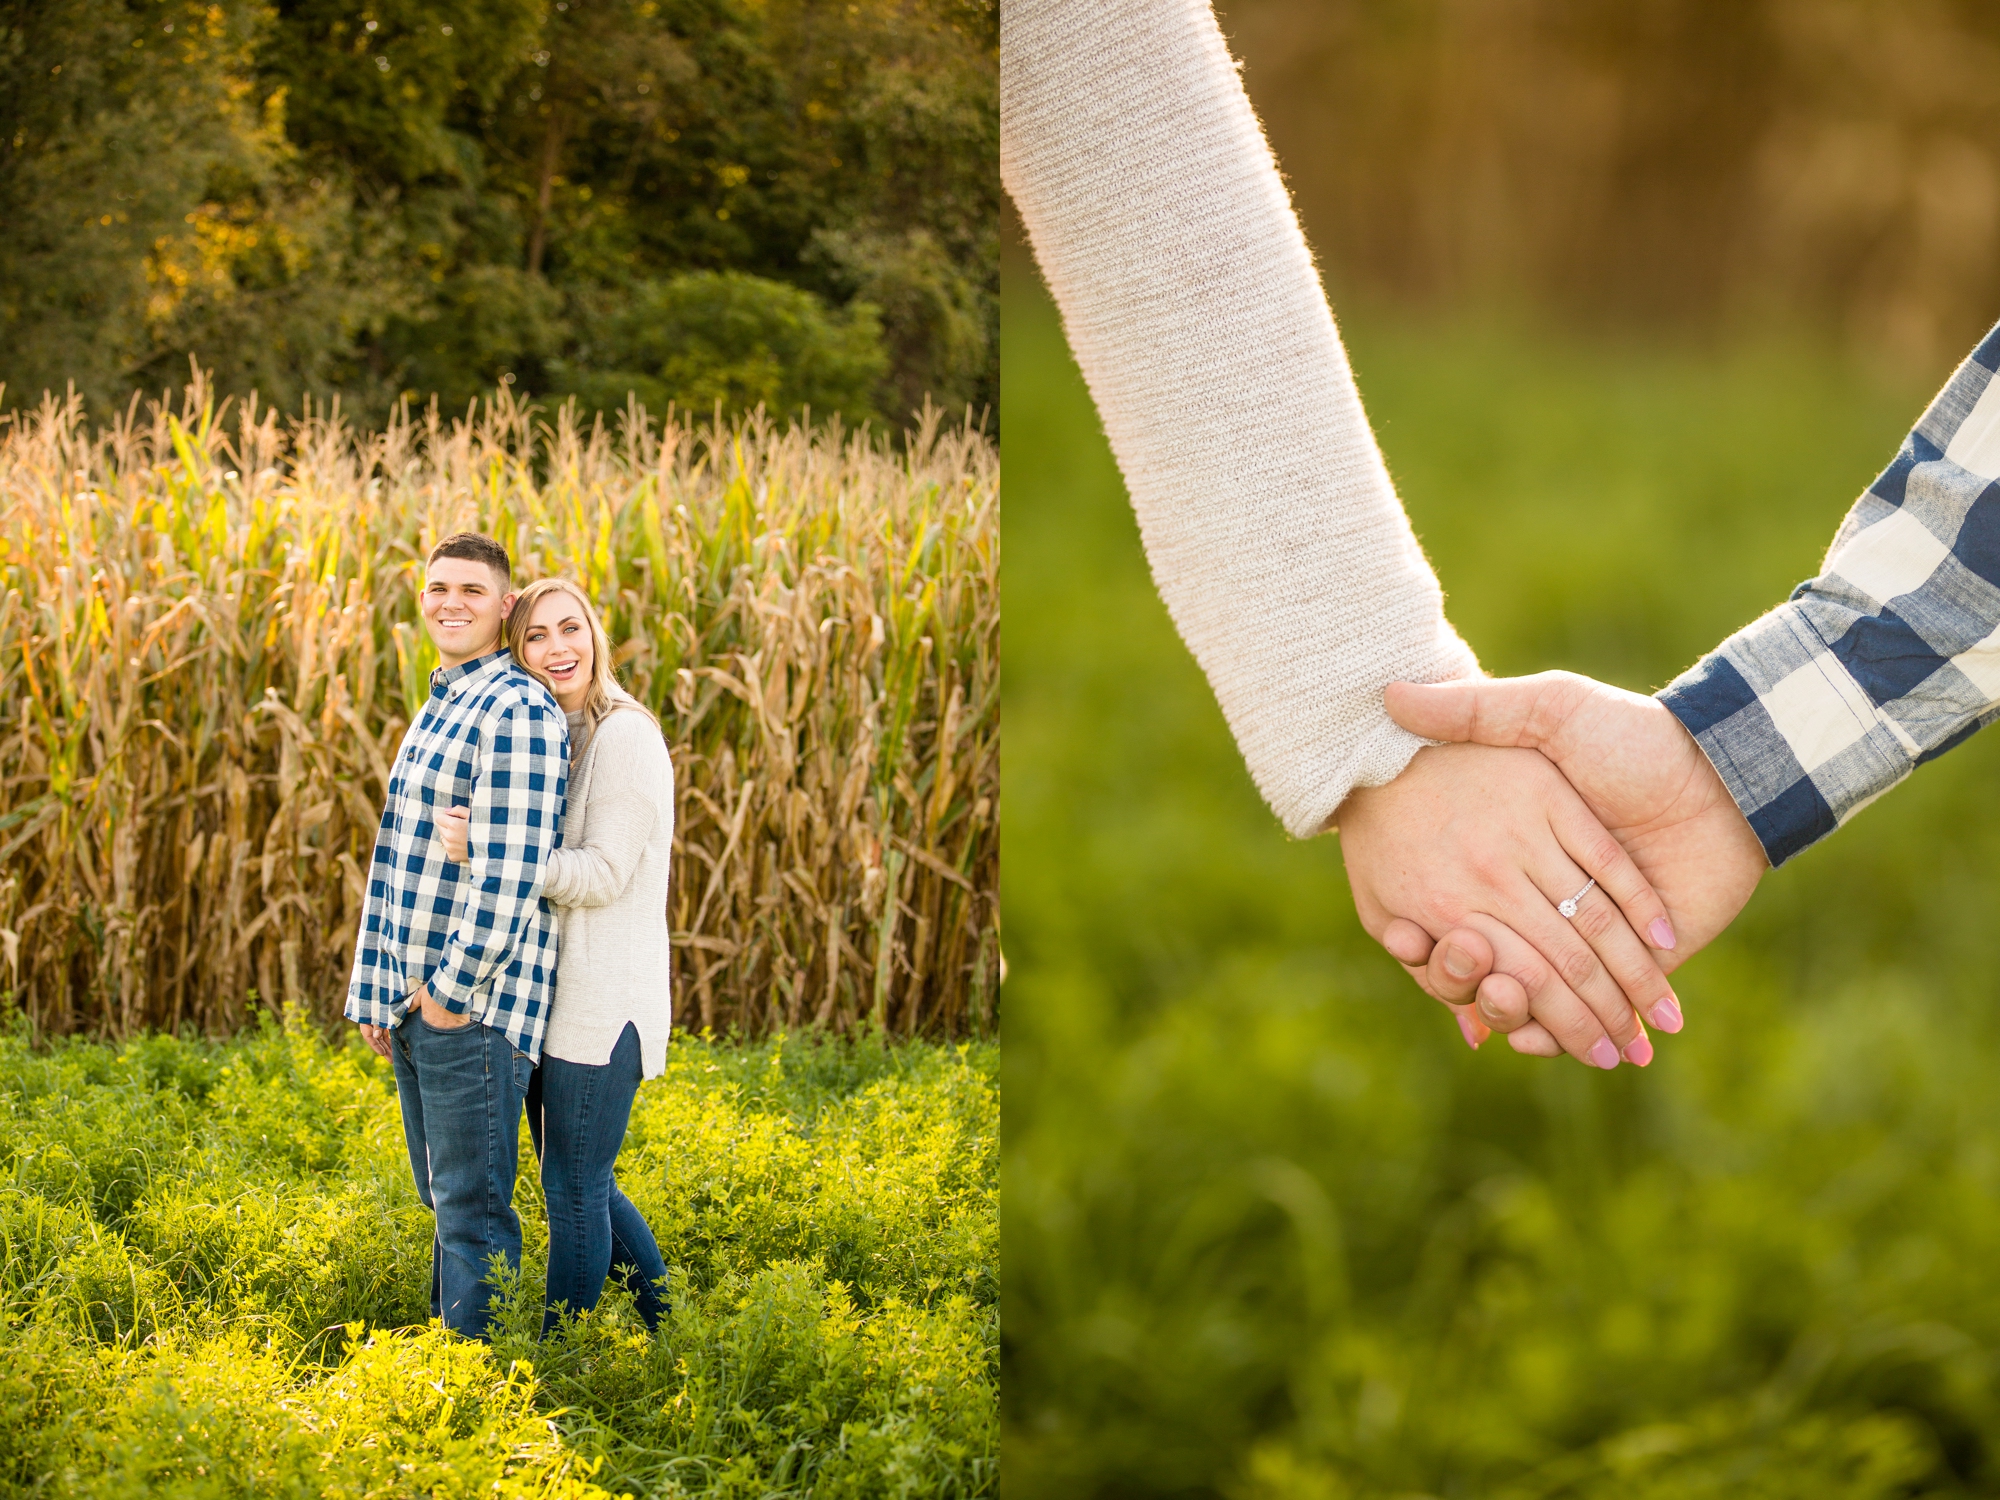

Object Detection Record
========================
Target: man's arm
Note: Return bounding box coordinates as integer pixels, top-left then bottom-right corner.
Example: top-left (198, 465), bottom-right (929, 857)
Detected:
top-left (345, 801), bottom-right (405, 1057)
top-left (1660, 320), bottom-right (2000, 867)
top-left (1381, 320), bottom-right (2000, 1045)
top-left (425, 694), bottom-right (565, 1013)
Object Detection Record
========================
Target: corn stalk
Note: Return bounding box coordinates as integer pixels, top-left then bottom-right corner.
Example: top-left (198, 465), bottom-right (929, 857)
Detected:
top-left (0, 370), bottom-right (998, 1041)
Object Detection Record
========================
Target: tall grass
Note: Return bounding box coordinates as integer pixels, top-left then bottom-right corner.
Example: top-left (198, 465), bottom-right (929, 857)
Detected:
top-left (0, 370), bottom-right (997, 1041)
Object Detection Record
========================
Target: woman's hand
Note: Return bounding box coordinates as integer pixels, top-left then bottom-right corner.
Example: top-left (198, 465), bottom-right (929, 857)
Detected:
top-left (1338, 742), bottom-right (1679, 1068)
top-left (1381, 672), bottom-right (1767, 1045)
top-left (438, 806), bottom-right (471, 864)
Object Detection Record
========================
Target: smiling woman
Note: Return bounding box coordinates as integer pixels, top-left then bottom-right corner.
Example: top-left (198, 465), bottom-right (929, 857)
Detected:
top-left (424, 573), bottom-right (687, 1338)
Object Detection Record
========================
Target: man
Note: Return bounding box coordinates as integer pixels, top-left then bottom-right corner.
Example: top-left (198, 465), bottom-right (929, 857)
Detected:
top-left (344, 532), bottom-right (567, 1339)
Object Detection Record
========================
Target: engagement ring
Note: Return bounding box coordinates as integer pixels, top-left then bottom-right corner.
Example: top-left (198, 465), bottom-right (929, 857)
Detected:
top-left (1558, 878), bottom-right (1597, 919)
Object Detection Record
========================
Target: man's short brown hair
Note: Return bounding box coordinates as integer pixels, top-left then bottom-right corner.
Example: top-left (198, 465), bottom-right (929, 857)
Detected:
top-left (427, 532), bottom-right (511, 584)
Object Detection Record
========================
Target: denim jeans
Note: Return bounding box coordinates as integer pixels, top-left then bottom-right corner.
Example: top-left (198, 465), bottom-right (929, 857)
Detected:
top-left (527, 1021), bottom-right (669, 1336)
top-left (391, 1014), bottom-right (534, 1340)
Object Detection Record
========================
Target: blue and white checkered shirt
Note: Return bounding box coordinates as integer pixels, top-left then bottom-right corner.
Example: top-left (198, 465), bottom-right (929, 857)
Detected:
top-left (343, 649), bottom-right (568, 1058)
top-left (1662, 319), bottom-right (2000, 867)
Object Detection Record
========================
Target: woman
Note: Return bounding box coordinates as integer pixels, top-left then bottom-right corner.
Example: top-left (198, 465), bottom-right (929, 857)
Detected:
top-left (440, 577), bottom-right (674, 1336)
top-left (1003, 0), bottom-right (1686, 1066)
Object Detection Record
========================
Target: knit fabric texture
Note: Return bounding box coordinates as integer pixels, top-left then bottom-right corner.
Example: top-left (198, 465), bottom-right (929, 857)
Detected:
top-left (540, 694), bottom-right (674, 1077)
top-left (1001, 0), bottom-right (1479, 835)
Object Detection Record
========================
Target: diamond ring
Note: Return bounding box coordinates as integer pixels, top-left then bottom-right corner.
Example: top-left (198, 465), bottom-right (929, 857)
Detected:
top-left (1557, 878), bottom-right (1597, 919)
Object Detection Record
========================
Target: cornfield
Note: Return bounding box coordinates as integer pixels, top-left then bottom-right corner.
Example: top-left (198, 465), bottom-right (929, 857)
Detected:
top-left (0, 370), bottom-right (998, 1042)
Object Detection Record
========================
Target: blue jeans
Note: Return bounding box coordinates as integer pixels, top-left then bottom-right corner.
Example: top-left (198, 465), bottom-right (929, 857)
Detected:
top-left (527, 1021), bottom-right (669, 1336)
top-left (391, 1015), bottom-right (534, 1340)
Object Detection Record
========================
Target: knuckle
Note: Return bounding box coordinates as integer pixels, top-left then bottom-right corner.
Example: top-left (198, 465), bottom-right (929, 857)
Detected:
top-left (1572, 899), bottom-right (1617, 942)
top-left (1582, 833), bottom-right (1623, 875)
top-left (1507, 956), bottom-right (1553, 1001)
top-left (1557, 945), bottom-right (1599, 992)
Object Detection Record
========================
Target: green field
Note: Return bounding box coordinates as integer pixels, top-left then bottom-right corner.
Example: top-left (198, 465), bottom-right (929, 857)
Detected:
top-left (0, 1022), bottom-right (997, 1497)
top-left (1002, 280), bottom-right (2000, 1497)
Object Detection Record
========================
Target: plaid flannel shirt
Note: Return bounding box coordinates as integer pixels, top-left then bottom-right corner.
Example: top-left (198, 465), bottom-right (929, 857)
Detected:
top-left (344, 649), bottom-right (568, 1059)
top-left (1661, 318), bottom-right (2000, 867)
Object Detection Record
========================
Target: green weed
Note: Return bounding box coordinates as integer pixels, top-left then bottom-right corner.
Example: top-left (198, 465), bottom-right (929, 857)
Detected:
top-left (0, 1021), bottom-right (996, 1496)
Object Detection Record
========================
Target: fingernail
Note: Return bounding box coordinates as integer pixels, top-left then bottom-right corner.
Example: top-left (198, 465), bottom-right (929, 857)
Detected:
top-left (1623, 1033), bottom-right (1653, 1067)
top-left (1648, 996), bottom-right (1684, 1034)
top-left (1443, 944), bottom-right (1475, 980)
top-left (1648, 918), bottom-right (1676, 950)
top-left (1456, 1013), bottom-right (1483, 1050)
top-left (1588, 1036), bottom-right (1620, 1070)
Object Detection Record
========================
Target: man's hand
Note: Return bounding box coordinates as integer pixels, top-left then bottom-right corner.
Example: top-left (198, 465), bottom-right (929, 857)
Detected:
top-left (412, 982), bottom-right (474, 1030)
top-left (438, 807), bottom-right (470, 864)
top-left (359, 1023), bottom-right (392, 1059)
top-left (1383, 672), bottom-right (1769, 1047)
top-left (1337, 741), bottom-right (1679, 1069)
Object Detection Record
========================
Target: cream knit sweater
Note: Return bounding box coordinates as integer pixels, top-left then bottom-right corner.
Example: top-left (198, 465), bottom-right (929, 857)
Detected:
top-left (540, 693), bottom-right (674, 1078)
top-left (1000, 0), bottom-right (1479, 836)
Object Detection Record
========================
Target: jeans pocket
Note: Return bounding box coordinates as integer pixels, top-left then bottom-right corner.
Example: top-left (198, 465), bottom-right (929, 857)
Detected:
top-left (414, 1008), bottom-right (476, 1035)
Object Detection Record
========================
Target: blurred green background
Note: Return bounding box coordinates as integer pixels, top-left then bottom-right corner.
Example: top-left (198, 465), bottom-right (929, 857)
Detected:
top-left (996, 97), bottom-right (2000, 1500)
top-left (1001, 2), bottom-right (2000, 1478)
top-left (1003, 278), bottom-right (2000, 1498)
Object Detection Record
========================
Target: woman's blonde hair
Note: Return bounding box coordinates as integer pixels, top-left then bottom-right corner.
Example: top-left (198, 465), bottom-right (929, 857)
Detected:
top-left (504, 578), bottom-right (646, 727)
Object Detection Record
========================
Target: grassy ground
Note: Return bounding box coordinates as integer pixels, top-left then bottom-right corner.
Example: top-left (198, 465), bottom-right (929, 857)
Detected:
top-left (1002, 279), bottom-right (2000, 1497)
top-left (0, 1021), bottom-right (996, 1497)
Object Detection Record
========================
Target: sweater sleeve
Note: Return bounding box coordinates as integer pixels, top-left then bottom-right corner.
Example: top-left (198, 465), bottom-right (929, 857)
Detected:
top-left (1000, 0), bottom-right (1479, 836)
top-left (543, 712), bottom-right (669, 910)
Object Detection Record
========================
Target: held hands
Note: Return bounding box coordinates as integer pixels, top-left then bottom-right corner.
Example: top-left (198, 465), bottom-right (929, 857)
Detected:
top-left (1363, 672), bottom-right (1769, 1059)
top-left (1338, 742), bottom-right (1680, 1068)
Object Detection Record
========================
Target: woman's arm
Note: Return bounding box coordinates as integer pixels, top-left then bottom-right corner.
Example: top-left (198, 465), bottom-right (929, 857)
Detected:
top-left (543, 716), bottom-right (670, 910)
top-left (1004, 0), bottom-right (1687, 1067)
top-left (1002, 0), bottom-right (1480, 836)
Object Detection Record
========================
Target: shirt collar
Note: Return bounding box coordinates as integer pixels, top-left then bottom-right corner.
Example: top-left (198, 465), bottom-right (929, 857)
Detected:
top-left (430, 648), bottom-right (511, 699)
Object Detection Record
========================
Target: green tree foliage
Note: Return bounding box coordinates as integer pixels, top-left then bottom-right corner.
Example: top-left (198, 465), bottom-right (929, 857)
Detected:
top-left (548, 270), bottom-right (886, 423)
top-left (0, 0), bottom-right (996, 426)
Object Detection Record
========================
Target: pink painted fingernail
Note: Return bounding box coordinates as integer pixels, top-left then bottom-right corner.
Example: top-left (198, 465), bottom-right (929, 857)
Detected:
top-left (1648, 918), bottom-right (1677, 950)
top-left (1623, 1033), bottom-right (1654, 1067)
top-left (1588, 1036), bottom-right (1620, 1070)
top-left (1456, 1013), bottom-right (1482, 1050)
top-left (1648, 996), bottom-right (1684, 1034)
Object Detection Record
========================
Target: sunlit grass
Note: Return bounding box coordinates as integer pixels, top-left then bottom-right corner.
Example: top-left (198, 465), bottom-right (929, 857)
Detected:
top-left (0, 1021), bottom-right (997, 1496)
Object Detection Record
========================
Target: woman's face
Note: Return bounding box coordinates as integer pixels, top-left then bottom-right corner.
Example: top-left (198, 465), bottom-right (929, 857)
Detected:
top-left (519, 590), bottom-right (594, 710)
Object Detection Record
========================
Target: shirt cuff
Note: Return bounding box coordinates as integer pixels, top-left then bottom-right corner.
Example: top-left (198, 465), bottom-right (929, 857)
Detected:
top-left (423, 961), bottom-right (476, 1014)
top-left (343, 991), bottom-right (402, 1029)
top-left (1657, 601), bottom-right (1913, 868)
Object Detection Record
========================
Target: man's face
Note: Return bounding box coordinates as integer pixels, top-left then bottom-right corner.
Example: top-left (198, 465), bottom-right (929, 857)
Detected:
top-left (420, 556), bottom-right (514, 666)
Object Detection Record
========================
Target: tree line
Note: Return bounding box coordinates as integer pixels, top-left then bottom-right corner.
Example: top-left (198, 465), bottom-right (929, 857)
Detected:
top-left (1219, 0), bottom-right (2000, 370)
top-left (0, 0), bottom-right (996, 427)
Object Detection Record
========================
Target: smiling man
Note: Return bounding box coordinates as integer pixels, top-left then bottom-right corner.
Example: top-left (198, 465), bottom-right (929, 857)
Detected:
top-left (343, 532), bottom-right (567, 1339)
